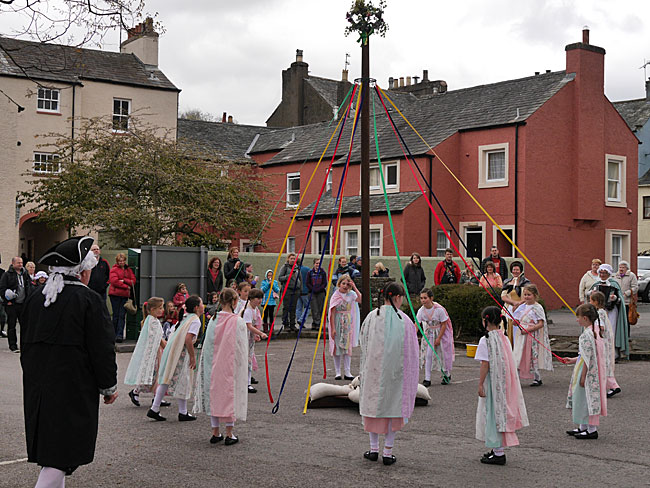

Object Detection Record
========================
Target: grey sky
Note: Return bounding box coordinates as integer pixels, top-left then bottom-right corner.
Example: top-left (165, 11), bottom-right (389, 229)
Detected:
top-left (2, 0), bottom-right (649, 126)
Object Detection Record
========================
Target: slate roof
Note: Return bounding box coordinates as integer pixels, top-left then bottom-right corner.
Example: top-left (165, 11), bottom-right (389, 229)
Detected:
top-left (177, 119), bottom-right (273, 161)
top-left (296, 191), bottom-right (422, 218)
top-left (252, 71), bottom-right (575, 165)
top-left (639, 167), bottom-right (650, 186)
top-left (613, 98), bottom-right (650, 131)
top-left (0, 36), bottom-right (178, 91)
top-left (305, 76), bottom-right (339, 108)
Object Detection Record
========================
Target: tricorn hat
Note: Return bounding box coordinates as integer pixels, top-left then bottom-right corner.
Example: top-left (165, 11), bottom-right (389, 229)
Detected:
top-left (38, 236), bottom-right (94, 266)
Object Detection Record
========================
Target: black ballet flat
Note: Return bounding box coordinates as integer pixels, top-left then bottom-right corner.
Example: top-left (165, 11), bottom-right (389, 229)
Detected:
top-left (530, 380), bottom-right (543, 387)
top-left (335, 375), bottom-right (342, 381)
top-left (251, 377), bottom-right (259, 385)
top-left (210, 434), bottom-right (224, 444)
top-left (363, 451), bottom-right (378, 461)
top-left (441, 375), bottom-right (451, 385)
top-left (422, 380), bottom-right (431, 387)
top-left (160, 400), bottom-right (171, 407)
top-left (178, 412), bottom-right (197, 422)
top-left (480, 452), bottom-right (506, 465)
top-left (146, 409), bottom-right (166, 421)
top-left (382, 455), bottom-right (397, 465)
top-left (224, 436), bottom-right (239, 446)
top-left (344, 375), bottom-right (354, 381)
top-left (574, 430), bottom-right (598, 440)
top-left (607, 388), bottom-right (621, 398)
top-left (128, 389), bottom-right (140, 407)
top-left (248, 385), bottom-right (257, 393)
top-left (566, 428), bottom-right (585, 436)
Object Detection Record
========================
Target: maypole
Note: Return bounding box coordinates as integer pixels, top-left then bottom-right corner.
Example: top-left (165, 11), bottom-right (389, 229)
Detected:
top-left (345, 0), bottom-right (388, 318)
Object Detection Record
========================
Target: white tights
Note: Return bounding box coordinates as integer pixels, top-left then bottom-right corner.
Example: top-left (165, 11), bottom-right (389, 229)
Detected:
top-left (333, 354), bottom-right (352, 377)
top-left (368, 419), bottom-right (396, 456)
top-left (579, 423), bottom-right (598, 433)
top-left (210, 416), bottom-right (235, 428)
top-left (424, 347), bottom-right (449, 381)
top-left (35, 467), bottom-right (65, 488)
top-left (152, 384), bottom-right (187, 414)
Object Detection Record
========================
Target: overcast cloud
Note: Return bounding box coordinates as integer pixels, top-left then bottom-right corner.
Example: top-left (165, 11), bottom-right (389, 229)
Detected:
top-left (1, 0), bottom-right (649, 125)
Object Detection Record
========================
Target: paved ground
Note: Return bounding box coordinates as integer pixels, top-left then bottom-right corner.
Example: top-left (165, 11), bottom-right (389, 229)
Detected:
top-left (1, 335), bottom-right (649, 487)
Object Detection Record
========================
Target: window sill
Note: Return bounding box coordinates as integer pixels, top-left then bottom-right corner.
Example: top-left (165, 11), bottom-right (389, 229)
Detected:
top-left (32, 172), bottom-right (60, 177)
top-left (478, 180), bottom-right (508, 189)
top-left (37, 111), bottom-right (61, 115)
top-left (605, 200), bottom-right (627, 208)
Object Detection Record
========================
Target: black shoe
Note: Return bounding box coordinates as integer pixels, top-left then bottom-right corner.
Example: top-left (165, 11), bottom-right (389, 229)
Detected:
top-left (289, 325), bottom-right (299, 332)
top-left (115, 338), bottom-right (123, 343)
top-left (178, 412), bottom-right (197, 422)
top-left (441, 375), bottom-right (451, 385)
top-left (482, 450), bottom-right (494, 459)
top-left (363, 451), bottom-right (378, 461)
top-left (210, 434), bottom-right (224, 444)
top-left (566, 428), bottom-right (585, 436)
top-left (530, 380), bottom-right (543, 387)
top-left (383, 455), bottom-right (397, 465)
top-left (251, 377), bottom-right (259, 385)
top-left (480, 452), bottom-right (506, 465)
top-left (0, 331), bottom-right (7, 338)
top-left (248, 385), bottom-right (257, 393)
top-left (607, 387), bottom-right (621, 398)
top-left (422, 380), bottom-right (431, 387)
top-left (344, 375), bottom-right (354, 381)
top-left (160, 400), bottom-right (171, 407)
top-left (225, 435), bottom-right (239, 446)
top-left (128, 389), bottom-right (140, 407)
top-left (146, 409), bottom-right (166, 421)
top-left (574, 430), bottom-right (598, 440)
top-left (12, 348), bottom-right (20, 353)
top-left (335, 375), bottom-right (342, 381)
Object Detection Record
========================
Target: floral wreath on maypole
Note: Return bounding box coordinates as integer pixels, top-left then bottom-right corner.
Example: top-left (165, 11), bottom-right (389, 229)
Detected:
top-left (344, 0), bottom-right (388, 45)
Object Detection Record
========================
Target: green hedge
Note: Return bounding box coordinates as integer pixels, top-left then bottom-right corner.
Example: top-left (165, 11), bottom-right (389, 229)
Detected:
top-left (399, 284), bottom-right (547, 342)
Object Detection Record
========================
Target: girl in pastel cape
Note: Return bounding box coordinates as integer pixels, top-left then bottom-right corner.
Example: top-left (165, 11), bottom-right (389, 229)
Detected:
top-left (589, 291), bottom-right (621, 398)
top-left (565, 304), bottom-right (607, 439)
top-left (193, 288), bottom-right (249, 445)
top-left (242, 288), bottom-right (268, 393)
top-left (125, 297), bottom-right (167, 407)
top-left (417, 288), bottom-right (455, 386)
top-left (327, 274), bottom-right (361, 380)
top-left (359, 282), bottom-right (419, 466)
top-left (475, 306), bottom-right (529, 466)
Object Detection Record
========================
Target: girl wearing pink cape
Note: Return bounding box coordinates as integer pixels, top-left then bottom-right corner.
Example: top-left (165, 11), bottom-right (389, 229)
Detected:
top-left (193, 288), bottom-right (248, 445)
top-left (417, 288), bottom-right (455, 386)
top-left (327, 274), bottom-right (361, 380)
top-left (359, 282), bottom-right (419, 466)
top-left (565, 304), bottom-right (607, 440)
top-left (475, 306), bottom-right (529, 466)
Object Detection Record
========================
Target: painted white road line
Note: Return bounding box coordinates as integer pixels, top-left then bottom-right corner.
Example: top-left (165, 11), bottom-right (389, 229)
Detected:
top-left (0, 458), bottom-right (28, 466)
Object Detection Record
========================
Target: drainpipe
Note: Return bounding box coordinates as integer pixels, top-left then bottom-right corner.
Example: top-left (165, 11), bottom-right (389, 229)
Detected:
top-left (71, 83), bottom-right (76, 162)
top-left (428, 155), bottom-right (433, 256)
top-left (514, 123), bottom-right (520, 252)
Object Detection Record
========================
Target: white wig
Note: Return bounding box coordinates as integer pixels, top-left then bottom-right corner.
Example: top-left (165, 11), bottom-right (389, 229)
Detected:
top-left (42, 250), bottom-right (98, 307)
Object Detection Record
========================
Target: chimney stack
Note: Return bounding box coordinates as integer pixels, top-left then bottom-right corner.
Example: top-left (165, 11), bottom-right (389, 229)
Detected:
top-left (227, 115), bottom-right (233, 123)
top-left (296, 49), bottom-right (303, 63)
top-left (582, 26), bottom-right (589, 44)
top-left (120, 17), bottom-right (159, 66)
top-left (422, 69), bottom-right (429, 82)
top-left (413, 76), bottom-right (420, 84)
top-left (342, 69), bottom-right (349, 82)
top-left (646, 78), bottom-right (650, 100)
top-left (222, 112), bottom-right (227, 123)
top-left (406, 76), bottom-right (412, 86)
top-left (388, 77), bottom-right (394, 88)
top-left (399, 77), bottom-right (404, 87)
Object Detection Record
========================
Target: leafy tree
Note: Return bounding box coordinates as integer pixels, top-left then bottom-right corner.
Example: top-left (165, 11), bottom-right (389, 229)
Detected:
top-left (179, 109), bottom-right (218, 122)
top-left (21, 117), bottom-right (269, 248)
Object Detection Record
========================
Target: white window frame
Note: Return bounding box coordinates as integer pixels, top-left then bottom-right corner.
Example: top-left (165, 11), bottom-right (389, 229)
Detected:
top-left (326, 169), bottom-right (333, 193)
top-left (112, 98), bottom-right (131, 133)
top-left (286, 172), bottom-right (300, 208)
top-left (605, 154), bottom-right (627, 207)
top-left (239, 239), bottom-right (254, 253)
top-left (367, 161), bottom-right (400, 195)
top-left (33, 152), bottom-right (61, 174)
top-left (492, 225), bottom-right (515, 257)
top-left (459, 221), bottom-right (486, 259)
top-left (311, 226), bottom-right (333, 255)
top-left (605, 229), bottom-right (631, 270)
top-left (286, 237), bottom-right (296, 254)
top-left (37, 87), bottom-right (60, 113)
top-left (478, 143), bottom-right (509, 189)
top-left (339, 224), bottom-right (383, 256)
top-left (369, 228), bottom-right (382, 257)
top-left (436, 230), bottom-right (451, 257)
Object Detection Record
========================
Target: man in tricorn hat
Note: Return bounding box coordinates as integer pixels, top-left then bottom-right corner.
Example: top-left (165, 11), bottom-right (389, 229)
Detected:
top-left (20, 236), bottom-right (118, 488)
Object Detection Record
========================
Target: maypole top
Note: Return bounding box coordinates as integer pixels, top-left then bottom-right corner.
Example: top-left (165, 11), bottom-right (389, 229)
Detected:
top-left (344, 0), bottom-right (388, 45)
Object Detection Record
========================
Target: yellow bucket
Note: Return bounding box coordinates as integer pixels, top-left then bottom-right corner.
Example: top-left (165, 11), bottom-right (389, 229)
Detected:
top-left (466, 344), bottom-right (478, 358)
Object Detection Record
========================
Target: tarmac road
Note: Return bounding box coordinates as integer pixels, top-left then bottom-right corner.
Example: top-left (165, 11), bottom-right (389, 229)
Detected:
top-left (1, 338), bottom-right (649, 487)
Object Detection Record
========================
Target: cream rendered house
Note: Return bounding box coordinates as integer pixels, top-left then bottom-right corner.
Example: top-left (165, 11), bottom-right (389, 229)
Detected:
top-left (0, 18), bottom-right (179, 265)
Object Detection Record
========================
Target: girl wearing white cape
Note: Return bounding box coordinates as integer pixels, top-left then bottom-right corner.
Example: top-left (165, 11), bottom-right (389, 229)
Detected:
top-left (359, 282), bottom-right (419, 466)
top-left (327, 274), bottom-right (361, 380)
top-left (193, 288), bottom-right (249, 445)
top-left (124, 297), bottom-right (166, 406)
top-left (476, 306), bottom-right (529, 466)
top-left (147, 295), bottom-right (203, 422)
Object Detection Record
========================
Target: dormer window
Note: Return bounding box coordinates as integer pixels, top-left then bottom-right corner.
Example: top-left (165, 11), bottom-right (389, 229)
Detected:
top-left (37, 88), bottom-right (60, 113)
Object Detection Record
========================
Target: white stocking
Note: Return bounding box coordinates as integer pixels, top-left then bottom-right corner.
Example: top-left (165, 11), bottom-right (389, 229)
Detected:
top-left (343, 354), bottom-right (352, 376)
top-left (369, 432), bottom-right (379, 452)
top-left (177, 398), bottom-right (188, 415)
top-left (152, 384), bottom-right (169, 412)
top-left (333, 355), bottom-right (342, 376)
top-left (35, 467), bottom-right (65, 488)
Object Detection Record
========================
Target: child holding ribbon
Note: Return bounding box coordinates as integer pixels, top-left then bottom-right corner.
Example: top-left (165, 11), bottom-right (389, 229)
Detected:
top-left (417, 288), bottom-right (454, 386)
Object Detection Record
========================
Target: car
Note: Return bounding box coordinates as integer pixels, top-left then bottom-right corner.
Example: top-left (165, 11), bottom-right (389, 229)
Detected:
top-left (638, 272), bottom-right (650, 302)
top-left (637, 256), bottom-right (650, 276)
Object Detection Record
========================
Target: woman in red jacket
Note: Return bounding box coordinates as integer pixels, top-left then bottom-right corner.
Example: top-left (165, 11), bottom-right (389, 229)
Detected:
top-left (108, 253), bottom-right (136, 343)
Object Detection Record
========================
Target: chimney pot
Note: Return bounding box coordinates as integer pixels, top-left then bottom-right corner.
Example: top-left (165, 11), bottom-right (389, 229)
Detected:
top-left (222, 112), bottom-right (227, 123)
top-left (535, 71), bottom-right (540, 76)
top-left (406, 76), bottom-right (412, 86)
top-left (342, 69), bottom-right (348, 82)
top-left (545, 69), bottom-right (551, 73)
top-left (227, 115), bottom-right (233, 123)
top-left (422, 69), bottom-right (429, 82)
top-left (399, 77), bottom-right (404, 87)
top-left (296, 49), bottom-right (303, 62)
top-left (582, 26), bottom-right (589, 44)
top-left (393, 78), bottom-right (398, 89)
top-left (413, 75), bottom-right (420, 84)
top-left (388, 76), bottom-right (394, 87)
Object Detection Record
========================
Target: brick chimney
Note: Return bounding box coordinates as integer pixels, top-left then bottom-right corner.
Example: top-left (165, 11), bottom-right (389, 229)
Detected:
top-left (120, 17), bottom-right (159, 66)
top-left (566, 27), bottom-right (606, 221)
